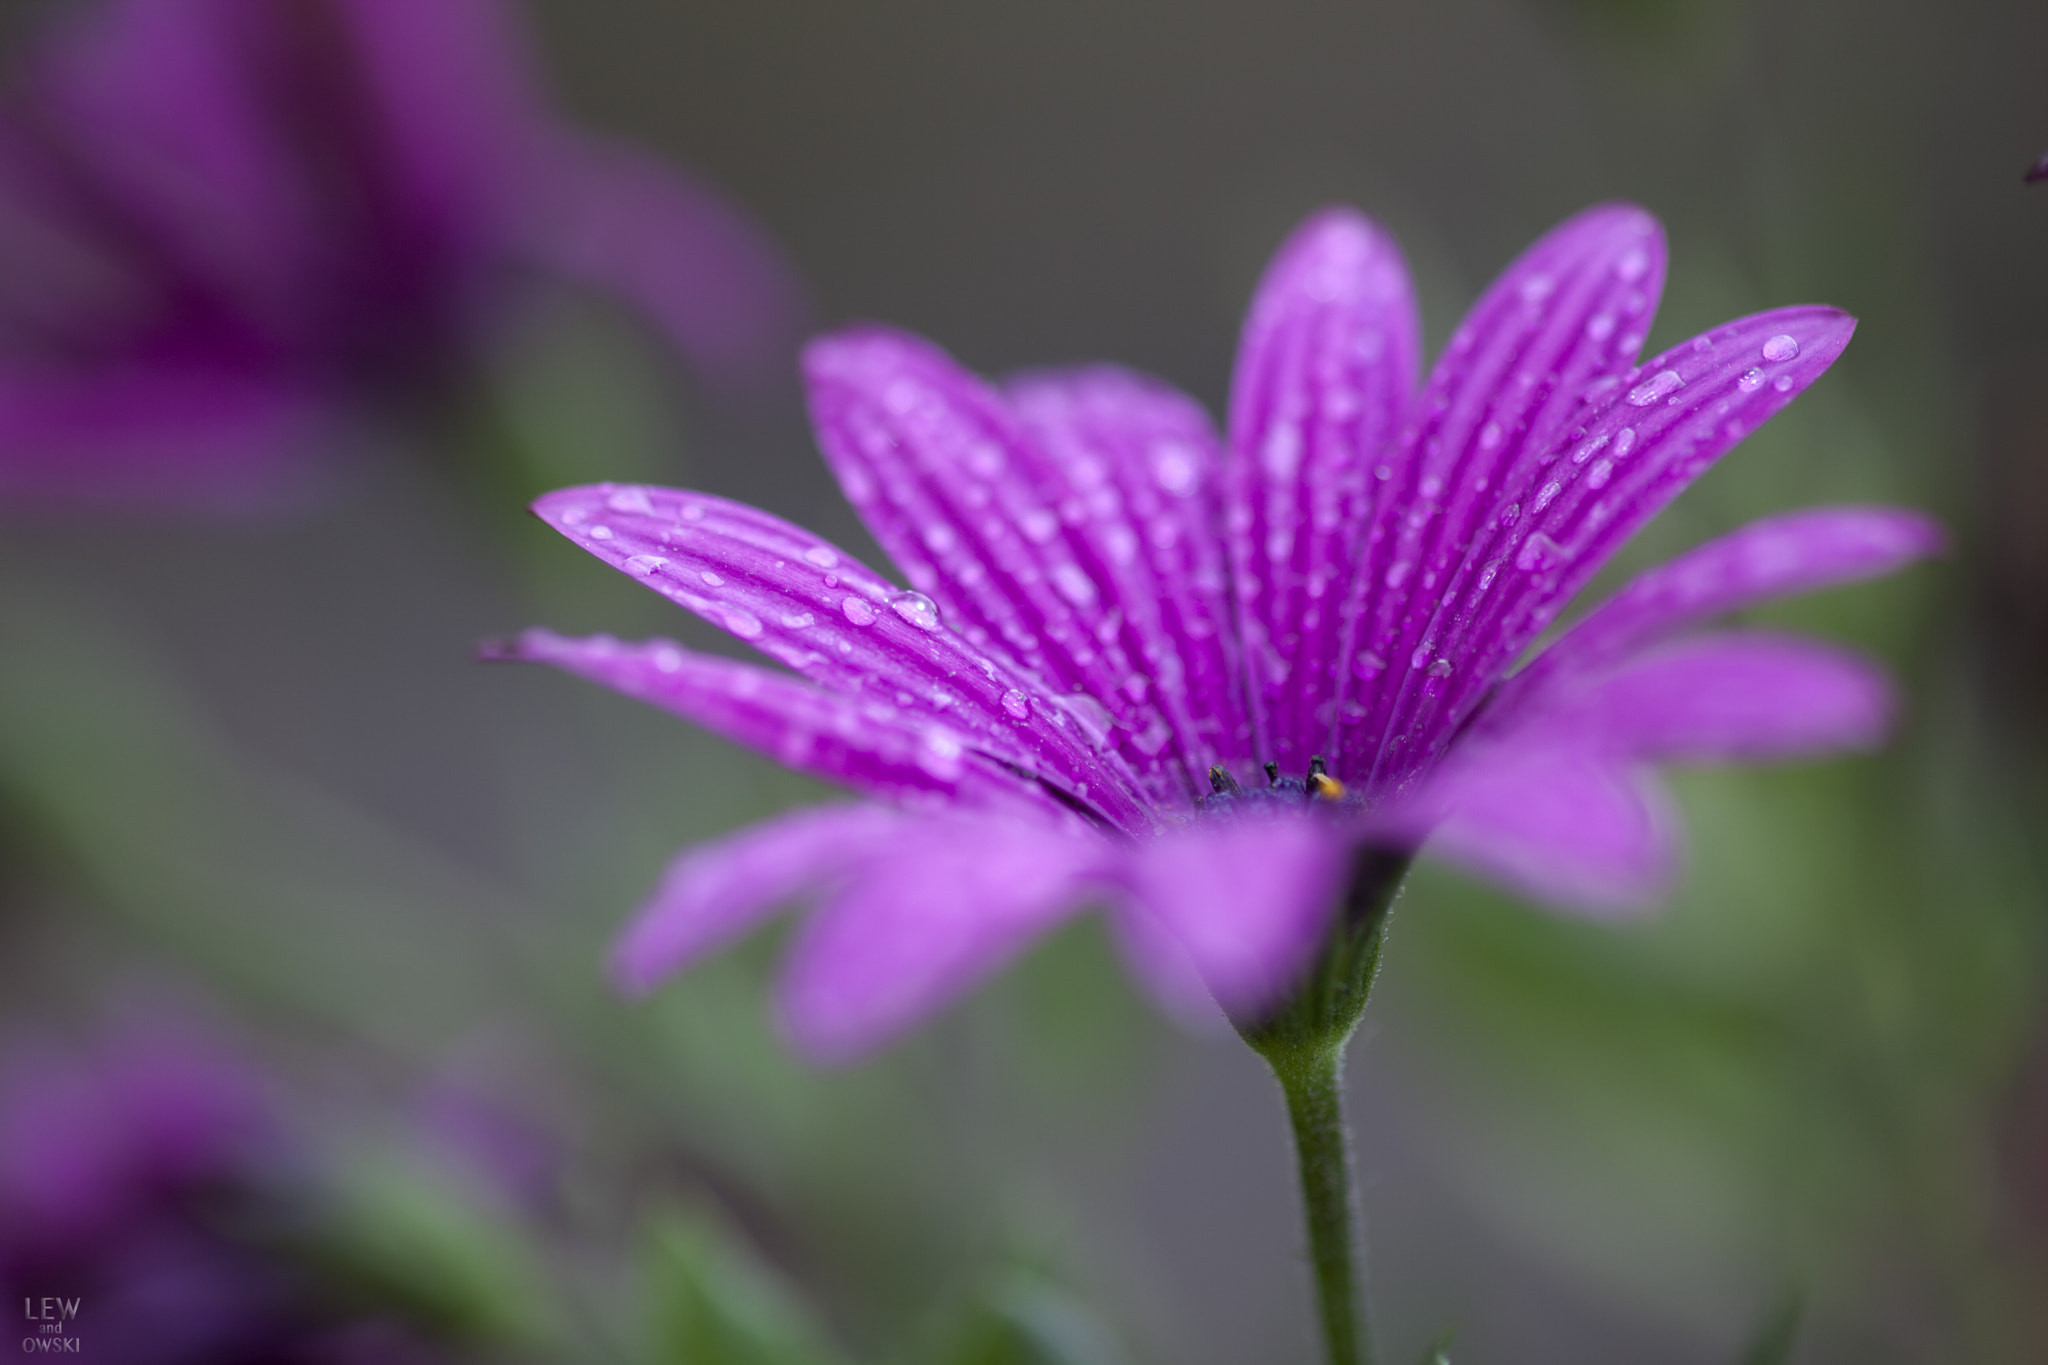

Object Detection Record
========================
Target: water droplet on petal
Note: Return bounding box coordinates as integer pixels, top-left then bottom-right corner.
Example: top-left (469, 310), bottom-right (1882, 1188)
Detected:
top-left (720, 609), bottom-right (764, 640)
top-left (1151, 442), bottom-right (1199, 494)
top-left (923, 523), bottom-right (957, 554)
top-left (1691, 335), bottom-right (1715, 353)
top-left (1738, 367), bottom-right (1766, 393)
top-left (1612, 427), bottom-right (1637, 457)
top-left (1385, 560), bottom-right (1412, 588)
top-left (1773, 375), bottom-right (1795, 392)
top-left (1515, 532), bottom-right (1567, 573)
top-left (1586, 458), bottom-right (1614, 490)
top-left (1762, 334), bottom-right (1800, 363)
top-left (1477, 422), bottom-right (1502, 450)
top-left (1425, 658), bottom-right (1454, 679)
top-left (624, 554), bottom-right (667, 576)
top-left (841, 596), bottom-right (877, 626)
top-left (680, 503), bottom-right (707, 522)
top-left (699, 570), bottom-right (724, 587)
top-left (804, 545), bottom-right (839, 569)
top-left (1533, 480), bottom-right (1562, 512)
top-left (888, 591), bottom-right (942, 630)
top-left (1021, 509), bottom-right (1060, 544)
top-left (607, 486), bottom-right (654, 514)
top-left (1051, 562), bottom-right (1098, 607)
top-left (1499, 502), bottom-right (1522, 527)
top-left (1353, 651), bottom-right (1387, 680)
top-left (1614, 247), bottom-right (1650, 282)
top-left (1000, 687), bottom-right (1031, 720)
top-left (1627, 370), bottom-right (1686, 406)
top-left (589, 525), bottom-right (614, 540)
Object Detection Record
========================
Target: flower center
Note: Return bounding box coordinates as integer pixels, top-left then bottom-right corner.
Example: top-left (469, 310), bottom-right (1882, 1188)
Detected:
top-left (1198, 756), bottom-right (1348, 816)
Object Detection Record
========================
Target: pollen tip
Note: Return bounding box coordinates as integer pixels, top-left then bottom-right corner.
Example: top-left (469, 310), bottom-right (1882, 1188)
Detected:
top-left (1208, 765), bottom-right (1242, 796)
top-left (1264, 761), bottom-right (1280, 785)
top-left (1308, 772), bottom-right (1345, 800)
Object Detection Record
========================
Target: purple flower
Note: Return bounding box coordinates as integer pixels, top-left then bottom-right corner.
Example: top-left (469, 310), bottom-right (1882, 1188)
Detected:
top-left (0, 0), bottom-right (801, 511)
top-left (499, 203), bottom-right (1939, 1062)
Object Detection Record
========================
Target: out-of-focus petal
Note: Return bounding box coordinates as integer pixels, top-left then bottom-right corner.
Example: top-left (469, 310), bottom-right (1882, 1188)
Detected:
top-left (1500, 633), bottom-right (1896, 763)
top-left (531, 483), bottom-right (1156, 833)
top-left (774, 813), bottom-right (1109, 1062)
top-left (1335, 204), bottom-right (1667, 780)
top-left (524, 133), bottom-right (805, 394)
top-left (485, 629), bottom-right (1062, 816)
top-left (1494, 506), bottom-right (1941, 718)
top-left (1223, 209), bottom-right (1418, 776)
top-left (805, 328), bottom-right (1205, 806)
top-left (610, 805), bottom-right (902, 996)
top-left (1110, 815), bottom-right (1347, 1019)
top-left (1399, 744), bottom-right (1679, 916)
top-left (1006, 364), bottom-right (1252, 791)
top-left (0, 365), bottom-right (325, 512)
top-left (1368, 305), bottom-right (1859, 793)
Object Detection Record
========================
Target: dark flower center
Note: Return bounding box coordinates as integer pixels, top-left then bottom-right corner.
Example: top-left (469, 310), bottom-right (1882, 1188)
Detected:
top-left (1198, 756), bottom-right (1349, 816)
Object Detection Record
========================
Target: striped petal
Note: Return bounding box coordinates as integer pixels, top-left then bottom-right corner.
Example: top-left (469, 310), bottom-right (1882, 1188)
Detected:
top-left (1364, 305), bottom-right (1859, 794)
top-left (486, 629), bottom-right (1061, 817)
top-left (1333, 204), bottom-right (1668, 780)
top-left (1223, 209), bottom-right (1418, 776)
top-left (805, 327), bottom-right (1211, 807)
top-left (1006, 364), bottom-right (1252, 792)
top-left (532, 483), bottom-right (1156, 833)
top-left (1493, 505), bottom-right (1941, 722)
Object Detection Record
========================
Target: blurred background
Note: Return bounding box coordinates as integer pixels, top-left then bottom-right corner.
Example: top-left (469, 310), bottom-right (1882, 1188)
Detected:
top-left (1, 0), bottom-right (2045, 1361)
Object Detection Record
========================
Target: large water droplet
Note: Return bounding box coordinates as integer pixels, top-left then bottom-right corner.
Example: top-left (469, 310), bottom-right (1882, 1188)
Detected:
top-left (624, 554), bottom-right (667, 576)
top-left (889, 591), bottom-right (942, 631)
top-left (1051, 563), bottom-right (1098, 607)
top-left (699, 570), bottom-right (724, 587)
top-left (607, 486), bottom-right (654, 514)
top-left (1020, 509), bottom-right (1060, 544)
top-left (804, 545), bottom-right (839, 569)
top-left (1614, 247), bottom-right (1650, 282)
top-left (1612, 427), bottom-right (1637, 457)
top-left (1627, 370), bottom-right (1686, 406)
top-left (721, 608), bottom-right (764, 640)
top-left (1586, 459), bottom-right (1614, 490)
top-left (1737, 368), bottom-right (1765, 393)
top-left (841, 596), bottom-right (878, 626)
top-left (1762, 334), bottom-right (1800, 363)
top-left (1000, 687), bottom-right (1031, 720)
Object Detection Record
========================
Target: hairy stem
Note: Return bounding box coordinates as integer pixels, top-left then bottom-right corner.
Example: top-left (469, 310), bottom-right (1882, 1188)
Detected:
top-left (1238, 847), bottom-right (1410, 1365)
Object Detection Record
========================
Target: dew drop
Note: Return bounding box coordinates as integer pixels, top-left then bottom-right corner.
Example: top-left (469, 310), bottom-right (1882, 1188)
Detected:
top-left (1000, 687), bottom-right (1031, 720)
top-left (681, 503), bottom-right (707, 522)
top-left (1691, 336), bottom-right (1715, 353)
top-left (1477, 422), bottom-right (1502, 451)
top-left (624, 554), bottom-right (667, 576)
top-left (1627, 370), bottom-right (1685, 406)
top-left (1410, 646), bottom-right (1433, 670)
top-left (1051, 562), bottom-right (1098, 607)
top-left (1518, 273), bottom-right (1555, 303)
top-left (1612, 427), bottom-right (1637, 457)
top-left (1499, 502), bottom-right (1522, 527)
top-left (588, 525), bottom-right (614, 540)
top-left (923, 523), bottom-right (957, 554)
top-left (804, 545), bottom-right (839, 569)
top-left (781, 611), bottom-right (816, 629)
top-left (1385, 560), bottom-right (1412, 588)
top-left (1353, 651), bottom-right (1387, 680)
top-left (1773, 375), bottom-right (1795, 392)
top-left (1425, 658), bottom-right (1454, 679)
top-left (1585, 313), bottom-right (1616, 341)
top-left (607, 486), bottom-right (654, 514)
top-left (1586, 458), bottom-right (1614, 490)
top-left (841, 596), bottom-right (878, 626)
top-left (720, 608), bottom-right (764, 640)
top-left (1614, 247), bottom-right (1650, 282)
top-left (1151, 442), bottom-right (1199, 494)
top-left (699, 570), bottom-right (724, 587)
top-left (1533, 480), bottom-right (1562, 512)
top-left (1762, 334), bottom-right (1800, 363)
top-left (1737, 367), bottom-right (1765, 393)
top-left (888, 591), bottom-right (942, 631)
top-left (1515, 532), bottom-right (1566, 573)
top-left (1020, 509), bottom-right (1060, 544)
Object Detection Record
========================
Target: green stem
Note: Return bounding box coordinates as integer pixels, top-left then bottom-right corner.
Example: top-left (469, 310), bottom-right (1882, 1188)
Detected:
top-left (1275, 1038), bottom-right (1369, 1365)
top-left (1237, 847), bottom-right (1411, 1365)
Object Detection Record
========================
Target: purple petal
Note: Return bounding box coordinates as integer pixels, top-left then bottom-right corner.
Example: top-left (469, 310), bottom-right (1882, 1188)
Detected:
top-left (1402, 744), bottom-right (1680, 916)
top-left (1365, 305), bottom-right (1860, 794)
top-left (1493, 506), bottom-right (1941, 720)
top-left (774, 813), bottom-right (1109, 1062)
top-left (1110, 815), bottom-right (1347, 1018)
top-left (0, 365), bottom-right (326, 512)
top-left (805, 328), bottom-right (1213, 807)
top-left (1498, 632), bottom-right (1896, 763)
top-left (610, 804), bottom-right (902, 996)
top-left (1223, 209), bottom-right (1419, 776)
top-left (532, 483), bottom-right (1157, 833)
top-left (1332, 204), bottom-right (1668, 780)
top-left (486, 629), bottom-right (1062, 817)
top-left (1006, 364), bottom-right (1253, 788)
top-left (523, 133), bottom-right (806, 394)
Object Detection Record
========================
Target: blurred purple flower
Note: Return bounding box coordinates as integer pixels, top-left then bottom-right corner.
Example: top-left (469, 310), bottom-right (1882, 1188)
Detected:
top-left (498, 204), bottom-right (1938, 1061)
top-left (0, 0), bottom-right (802, 511)
top-left (0, 1010), bottom-right (478, 1363)
top-left (2028, 152), bottom-right (2048, 184)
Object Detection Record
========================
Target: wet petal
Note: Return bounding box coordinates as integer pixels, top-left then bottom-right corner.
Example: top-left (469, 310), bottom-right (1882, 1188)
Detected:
top-left (1406, 744), bottom-right (1679, 916)
top-left (532, 483), bottom-right (1157, 834)
top-left (1334, 204), bottom-right (1668, 779)
top-left (1111, 815), bottom-right (1347, 1018)
top-left (1494, 505), bottom-right (1941, 718)
top-left (1007, 364), bottom-right (1252, 792)
top-left (1223, 209), bottom-right (1419, 774)
top-left (1501, 633), bottom-right (1896, 763)
top-left (485, 629), bottom-right (1061, 816)
top-left (806, 327), bottom-right (1205, 806)
top-left (610, 805), bottom-right (903, 995)
top-left (1365, 305), bottom-right (1859, 793)
top-left (775, 813), bottom-right (1109, 1063)
top-left (524, 133), bottom-right (805, 394)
